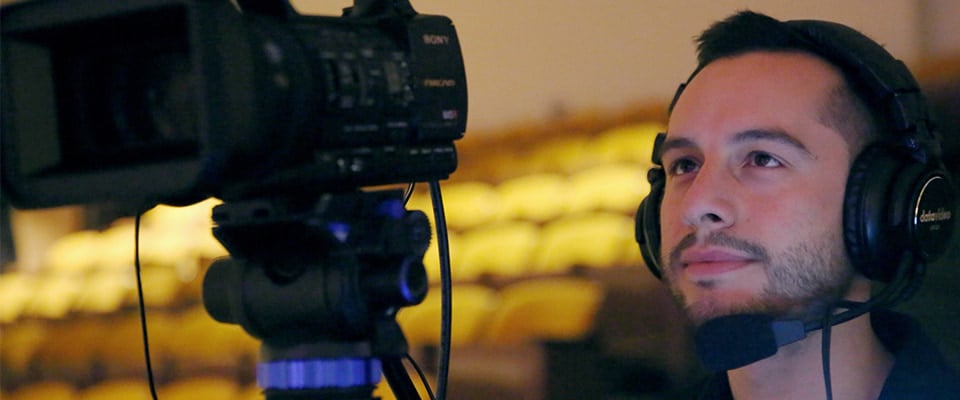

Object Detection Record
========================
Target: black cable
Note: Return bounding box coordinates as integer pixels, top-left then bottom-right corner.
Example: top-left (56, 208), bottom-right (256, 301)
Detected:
top-left (820, 307), bottom-right (834, 400)
top-left (428, 180), bottom-right (452, 400)
top-left (812, 253), bottom-right (922, 400)
top-left (134, 209), bottom-right (161, 400)
top-left (804, 254), bottom-right (919, 334)
top-left (405, 353), bottom-right (438, 400)
top-left (403, 182), bottom-right (417, 205)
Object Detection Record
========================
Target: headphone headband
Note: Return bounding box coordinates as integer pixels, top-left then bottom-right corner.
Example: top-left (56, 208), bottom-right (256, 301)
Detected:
top-left (785, 19), bottom-right (940, 161)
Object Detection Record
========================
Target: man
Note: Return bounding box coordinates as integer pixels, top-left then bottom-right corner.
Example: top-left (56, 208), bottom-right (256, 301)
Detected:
top-left (636, 10), bottom-right (960, 400)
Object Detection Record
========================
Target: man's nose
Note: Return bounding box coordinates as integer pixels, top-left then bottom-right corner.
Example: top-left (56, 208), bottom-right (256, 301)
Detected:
top-left (678, 163), bottom-right (736, 233)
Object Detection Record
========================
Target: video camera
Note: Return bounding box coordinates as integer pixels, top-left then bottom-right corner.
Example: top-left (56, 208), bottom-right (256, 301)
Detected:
top-left (2, 0), bottom-right (467, 208)
top-left (2, 1), bottom-right (467, 399)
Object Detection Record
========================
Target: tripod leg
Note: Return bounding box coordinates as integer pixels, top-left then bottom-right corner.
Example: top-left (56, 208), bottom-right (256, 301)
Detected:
top-left (382, 356), bottom-right (424, 400)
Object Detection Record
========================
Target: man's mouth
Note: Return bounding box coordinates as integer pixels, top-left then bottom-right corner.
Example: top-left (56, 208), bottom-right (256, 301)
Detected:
top-left (680, 247), bottom-right (759, 278)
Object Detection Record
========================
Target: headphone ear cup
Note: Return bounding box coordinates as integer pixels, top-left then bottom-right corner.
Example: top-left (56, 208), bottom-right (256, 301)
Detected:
top-left (636, 167), bottom-right (665, 279)
top-left (844, 145), bottom-right (955, 282)
top-left (845, 145), bottom-right (904, 281)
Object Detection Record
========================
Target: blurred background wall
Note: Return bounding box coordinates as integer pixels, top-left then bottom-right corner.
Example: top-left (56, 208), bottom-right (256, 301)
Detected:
top-left (295, 0), bottom-right (959, 132)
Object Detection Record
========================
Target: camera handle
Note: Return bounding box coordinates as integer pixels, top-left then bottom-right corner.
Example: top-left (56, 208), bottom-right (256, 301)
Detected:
top-left (202, 190), bottom-right (432, 400)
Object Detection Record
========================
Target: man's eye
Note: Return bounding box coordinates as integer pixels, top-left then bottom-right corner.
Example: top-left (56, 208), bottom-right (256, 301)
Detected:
top-left (747, 152), bottom-right (782, 168)
top-left (668, 158), bottom-right (700, 176)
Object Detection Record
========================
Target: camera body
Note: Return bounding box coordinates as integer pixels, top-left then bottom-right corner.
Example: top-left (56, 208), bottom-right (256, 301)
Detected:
top-left (2, 0), bottom-right (468, 208)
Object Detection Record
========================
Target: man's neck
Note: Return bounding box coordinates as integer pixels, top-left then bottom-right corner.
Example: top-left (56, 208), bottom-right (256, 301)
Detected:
top-left (726, 312), bottom-right (894, 400)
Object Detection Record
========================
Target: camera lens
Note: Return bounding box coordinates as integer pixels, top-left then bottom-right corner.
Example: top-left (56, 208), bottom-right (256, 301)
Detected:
top-left (112, 49), bottom-right (198, 146)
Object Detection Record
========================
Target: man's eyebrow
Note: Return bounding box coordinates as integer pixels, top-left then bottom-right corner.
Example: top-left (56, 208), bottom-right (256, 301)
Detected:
top-left (657, 137), bottom-right (698, 160)
top-left (658, 128), bottom-right (814, 159)
top-left (732, 128), bottom-right (814, 158)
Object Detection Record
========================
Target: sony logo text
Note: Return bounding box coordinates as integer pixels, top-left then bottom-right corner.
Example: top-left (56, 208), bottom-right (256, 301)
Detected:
top-left (422, 34), bottom-right (450, 45)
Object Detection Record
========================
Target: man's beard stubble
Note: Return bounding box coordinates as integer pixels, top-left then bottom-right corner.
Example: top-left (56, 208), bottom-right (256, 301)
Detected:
top-left (664, 231), bottom-right (855, 326)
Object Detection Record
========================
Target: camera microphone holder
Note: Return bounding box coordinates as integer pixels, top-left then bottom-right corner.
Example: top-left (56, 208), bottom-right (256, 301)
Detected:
top-left (202, 189), bottom-right (432, 400)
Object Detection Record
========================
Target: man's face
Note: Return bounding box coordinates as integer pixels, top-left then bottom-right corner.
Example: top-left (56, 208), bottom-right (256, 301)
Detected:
top-left (660, 51), bottom-right (859, 326)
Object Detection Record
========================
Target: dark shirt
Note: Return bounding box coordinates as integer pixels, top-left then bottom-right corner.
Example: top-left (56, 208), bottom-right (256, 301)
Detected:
top-left (692, 310), bottom-right (960, 400)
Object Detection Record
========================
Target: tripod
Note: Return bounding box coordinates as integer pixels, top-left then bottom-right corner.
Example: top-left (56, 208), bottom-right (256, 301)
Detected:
top-left (202, 190), bottom-right (432, 400)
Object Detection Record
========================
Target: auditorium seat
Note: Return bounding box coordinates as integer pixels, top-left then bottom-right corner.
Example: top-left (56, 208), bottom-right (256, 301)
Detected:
top-left (7, 380), bottom-right (77, 400)
top-left (44, 230), bottom-right (102, 274)
top-left (157, 376), bottom-right (239, 400)
top-left (398, 283), bottom-right (499, 348)
top-left (524, 135), bottom-right (598, 174)
top-left (33, 318), bottom-right (104, 383)
top-left (77, 379), bottom-right (152, 400)
top-left (588, 121), bottom-right (663, 166)
top-left (162, 305), bottom-right (258, 378)
top-left (494, 173), bottom-right (568, 223)
top-left (566, 163), bottom-right (649, 214)
top-left (480, 277), bottom-right (603, 346)
top-left (0, 319), bottom-right (47, 382)
top-left (532, 212), bottom-right (636, 273)
top-left (422, 230), bottom-right (460, 284)
top-left (456, 221), bottom-right (540, 279)
top-left (429, 181), bottom-right (501, 230)
top-left (0, 271), bottom-right (36, 323)
top-left (94, 312), bottom-right (175, 380)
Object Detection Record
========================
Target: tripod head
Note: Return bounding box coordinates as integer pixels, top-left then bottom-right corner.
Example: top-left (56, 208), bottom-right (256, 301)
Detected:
top-left (203, 190), bottom-right (431, 399)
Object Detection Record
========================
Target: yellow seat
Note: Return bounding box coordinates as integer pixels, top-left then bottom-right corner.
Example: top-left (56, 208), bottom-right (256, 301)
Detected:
top-left (44, 230), bottom-right (103, 274)
top-left (78, 379), bottom-right (152, 400)
top-left (421, 229), bottom-right (460, 284)
top-left (494, 173), bottom-right (568, 223)
top-left (397, 284), bottom-right (499, 347)
top-left (73, 271), bottom-right (130, 314)
top-left (480, 277), bottom-right (603, 346)
top-left (94, 221), bottom-right (136, 272)
top-left (532, 212), bottom-right (636, 273)
top-left (162, 305), bottom-right (259, 378)
top-left (24, 274), bottom-right (83, 319)
top-left (0, 319), bottom-right (48, 382)
top-left (7, 380), bottom-right (77, 400)
top-left (158, 376), bottom-right (239, 400)
top-left (565, 163), bottom-right (650, 214)
top-left (34, 318), bottom-right (104, 382)
top-left (523, 135), bottom-right (599, 174)
top-left (93, 311), bottom-right (176, 380)
top-left (435, 181), bottom-right (501, 230)
top-left (589, 122), bottom-right (664, 166)
top-left (0, 271), bottom-right (38, 323)
top-left (136, 264), bottom-right (187, 308)
top-left (456, 221), bottom-right (539, 279)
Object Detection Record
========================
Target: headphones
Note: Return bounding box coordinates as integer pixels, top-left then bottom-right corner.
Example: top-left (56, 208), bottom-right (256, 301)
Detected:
top-left (635, 19), bottom-right (957, 285)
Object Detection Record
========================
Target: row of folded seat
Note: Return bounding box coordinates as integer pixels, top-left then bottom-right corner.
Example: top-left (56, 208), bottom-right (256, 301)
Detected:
top-left (3, 375), bottom-right (423, 400)
top-left (0, 174), bottom-right (649, 323)
top-left (1, 120), bottom-right (665, 398)
top-left (3, 376), bottom-right (259, 400)
top-left (2, 275), bottom-right (602, 384)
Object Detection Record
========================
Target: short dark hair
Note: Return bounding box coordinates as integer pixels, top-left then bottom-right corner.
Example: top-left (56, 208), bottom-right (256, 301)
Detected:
top-left (675, 10), bottom-right (878, 152)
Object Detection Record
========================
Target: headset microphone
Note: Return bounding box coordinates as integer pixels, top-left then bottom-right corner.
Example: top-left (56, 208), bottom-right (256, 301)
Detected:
top-left (695, 303), bottom-right (865, 372)
top-left (695, 314), bottom-right (806, 372)
top-left (694, 256), bottom-right (921, 372)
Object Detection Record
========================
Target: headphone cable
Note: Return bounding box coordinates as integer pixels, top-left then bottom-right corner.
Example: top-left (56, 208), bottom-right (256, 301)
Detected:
top-left (820, 305), bottom-right (835, 400)
top-left (813, 253), bottom-right (923, 400)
